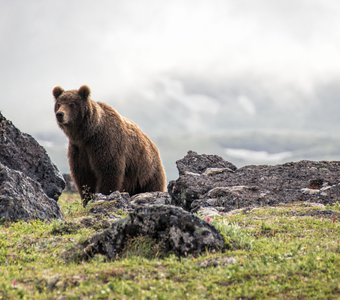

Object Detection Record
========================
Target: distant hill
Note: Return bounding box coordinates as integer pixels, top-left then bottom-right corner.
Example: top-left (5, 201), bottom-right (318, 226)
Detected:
top-left (36, 129), bottom-right (340, 181)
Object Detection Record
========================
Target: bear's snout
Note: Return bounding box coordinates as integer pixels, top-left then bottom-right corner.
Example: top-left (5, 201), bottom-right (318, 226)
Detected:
top-left (56, 111), bottom-right (64, 122)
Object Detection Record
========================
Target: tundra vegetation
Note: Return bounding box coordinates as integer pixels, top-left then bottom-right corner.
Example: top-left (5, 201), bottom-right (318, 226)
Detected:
top-left (0, 193), bottom-right (338, 299)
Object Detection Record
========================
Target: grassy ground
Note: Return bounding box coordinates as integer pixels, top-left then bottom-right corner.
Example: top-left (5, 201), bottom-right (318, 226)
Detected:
top-left (0, 194), bottom-right (339, 299)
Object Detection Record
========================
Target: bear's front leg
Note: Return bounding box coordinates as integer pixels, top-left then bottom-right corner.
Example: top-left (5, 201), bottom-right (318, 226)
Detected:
top-left (68, 144), bottom-right (97, 200)
top-left (96, 173), bottom-right (124, 195)
top-left (89, 153), bottom-right (126, 195)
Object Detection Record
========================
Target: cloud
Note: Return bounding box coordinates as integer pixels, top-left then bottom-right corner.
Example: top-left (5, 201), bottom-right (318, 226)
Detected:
top-left (237, 95), bottom-right (256, 116)
top-left (1, 0), bottom-right (340, 135)
top-left (2, 0), bottom-right (340, 176)
top-left (225, 148), bottom-right (292, 163)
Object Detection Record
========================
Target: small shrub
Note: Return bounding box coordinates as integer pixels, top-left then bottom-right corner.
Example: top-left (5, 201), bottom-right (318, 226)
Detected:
top-left (212, 219), bottom-right (254, 250)
top-left (50, 221), bottom-right (80, 235)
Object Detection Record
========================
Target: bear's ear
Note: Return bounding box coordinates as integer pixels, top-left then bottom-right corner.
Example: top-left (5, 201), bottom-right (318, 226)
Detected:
top-left (53, 86), bottom-right (64, 99)
top-left (78, 85), bottom-right (90, 99)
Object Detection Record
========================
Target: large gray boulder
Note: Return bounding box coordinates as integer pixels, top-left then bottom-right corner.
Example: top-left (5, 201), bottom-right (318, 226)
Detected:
top-left (176, 150), bottom-right (237, 175)
top-left (71, 204), bottom-right (224, 260)
top-left (0, 112), bottom-right (65, 200)
top-left (0, 163), bottom-right (63, 221)
top-left (168, 151), bottom-right (340, 212)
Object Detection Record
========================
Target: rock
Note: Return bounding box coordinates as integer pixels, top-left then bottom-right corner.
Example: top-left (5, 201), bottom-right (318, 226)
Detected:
top-left (168, 151), bottom-right (340, 212)
top-left (291, 209), bottom-right (340, 220)
top-left (130, 192), bottom-right (172, 207)
top-left (88, 191), bottom-right (132, 218)
top-left (0, 113), bottom-right (64, 221)
top-left (0, 112), bottom-right (65, 200)
top-left (90, 191), bottom-right (131, 207)
top-left (203, 167), bottom-right (235, 176)
top-left (71, 205), bottom-right (225, 260)
top-left (87, 191), bottom-right (173, 215)
top-left (196, 207), bottom-right (223, 217)
top-left (176, 150), bottom-right (237, 176)
top-left (46, 275), bottom-right (61, 291)
top-left (0, 163), bottom-right (63, 221)
top-left (301, 188), bottom-right (321, 195)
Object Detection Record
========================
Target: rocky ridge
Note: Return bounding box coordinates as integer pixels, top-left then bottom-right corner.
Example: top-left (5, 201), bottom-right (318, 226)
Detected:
top-left (168, 151), bottom-right (340, 213)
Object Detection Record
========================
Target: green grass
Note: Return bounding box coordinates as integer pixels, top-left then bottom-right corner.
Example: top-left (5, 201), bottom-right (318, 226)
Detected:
top-left (0, 194), bottom-right (339, 299)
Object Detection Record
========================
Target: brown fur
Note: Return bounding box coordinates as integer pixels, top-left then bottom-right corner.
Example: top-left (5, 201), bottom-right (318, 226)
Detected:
top-left (53, 85), bottom-right (167, 199)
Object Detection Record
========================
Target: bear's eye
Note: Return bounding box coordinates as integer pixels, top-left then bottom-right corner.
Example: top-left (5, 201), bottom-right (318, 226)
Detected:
top-left (69, 103), bottom-right (76, 108)
top-left (55, 103), bottom-right (61, 110)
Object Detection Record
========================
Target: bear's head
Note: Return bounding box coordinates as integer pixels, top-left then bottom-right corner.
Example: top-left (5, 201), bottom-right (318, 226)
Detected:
top-left (53, 85), bottom-right (90, 126)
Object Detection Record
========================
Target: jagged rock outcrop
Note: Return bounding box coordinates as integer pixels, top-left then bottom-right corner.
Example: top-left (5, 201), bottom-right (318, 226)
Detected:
top-left (0, 112), bottom-right (65, 221)
top-left (0, 163), bottom-right (63, 221)
top-left (168, 151), bottom-right (340, 212)
top-left (176, 151), bottom-right (237, 175)
top-left (130, 192), bottom-right (172, 206)
top-left (70, 204), bottom-right (224, 260)
top-left (0, 112), bottom-right (65, 200)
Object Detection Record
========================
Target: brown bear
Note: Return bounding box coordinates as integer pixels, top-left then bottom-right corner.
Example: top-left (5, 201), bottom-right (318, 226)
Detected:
top-left (53, 85), bottom-right (167, 202)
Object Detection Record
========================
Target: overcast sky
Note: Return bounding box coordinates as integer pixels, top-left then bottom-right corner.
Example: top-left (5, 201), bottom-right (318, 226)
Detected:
top-left (1, 0), bottom-right (340, 135)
